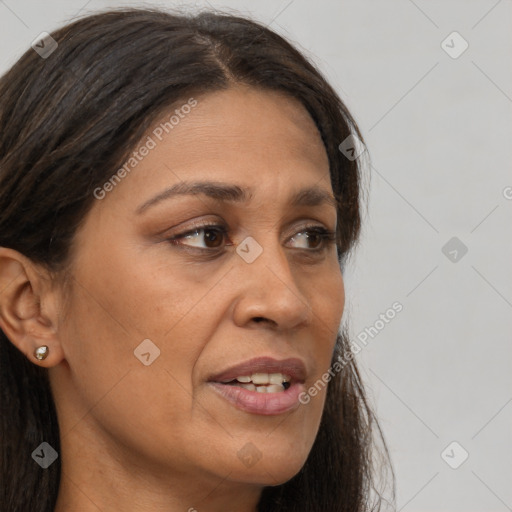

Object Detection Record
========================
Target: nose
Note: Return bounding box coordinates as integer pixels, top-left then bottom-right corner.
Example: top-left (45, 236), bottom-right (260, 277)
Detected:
top-left (231, 233), bottom-right (314, 331)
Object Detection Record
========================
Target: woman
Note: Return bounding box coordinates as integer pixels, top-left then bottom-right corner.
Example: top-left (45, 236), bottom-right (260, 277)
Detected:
top-left (0, 7), bottom-right (394, 512)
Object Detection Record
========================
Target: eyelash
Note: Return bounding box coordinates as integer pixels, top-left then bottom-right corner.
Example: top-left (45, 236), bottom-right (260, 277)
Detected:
top-left (166, 222), bottom-right (337, 254)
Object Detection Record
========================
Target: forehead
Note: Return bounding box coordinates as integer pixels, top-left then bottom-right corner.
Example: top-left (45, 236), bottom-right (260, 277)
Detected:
top-left (153, 86), bottom-right (328, 167)
top-left (96, 85), bottom-right (332, 215)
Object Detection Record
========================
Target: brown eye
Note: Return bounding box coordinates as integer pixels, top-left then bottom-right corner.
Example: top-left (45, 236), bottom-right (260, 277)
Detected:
top-left (168, 224), bottom-right (229, 250)
top-left (167, 223), bottom-right (336, 254)
top-left (289, 227), bottom-right (336, 251)
top-left (305, 231), bottom-right (322, 249)
top-left (202, 228), bottom-right (224, 248)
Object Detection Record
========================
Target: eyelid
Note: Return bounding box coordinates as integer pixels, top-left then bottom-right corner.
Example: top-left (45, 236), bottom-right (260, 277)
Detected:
top-left (166, 220), bottom-right (337, 252)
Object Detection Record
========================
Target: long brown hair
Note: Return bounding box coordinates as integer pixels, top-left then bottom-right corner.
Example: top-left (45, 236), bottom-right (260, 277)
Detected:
top-left (0, 8), bottom-right (394, 511)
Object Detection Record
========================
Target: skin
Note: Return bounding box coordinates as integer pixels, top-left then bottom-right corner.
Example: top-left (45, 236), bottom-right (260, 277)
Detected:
top-left (0, 85), bottom-right (345, 512)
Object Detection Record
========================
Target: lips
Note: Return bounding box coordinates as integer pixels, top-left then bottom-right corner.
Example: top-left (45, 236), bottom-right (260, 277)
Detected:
top-left (208, 356), bottom-right (307, 385)
top-left (207, 356), bottom-right (307, 415)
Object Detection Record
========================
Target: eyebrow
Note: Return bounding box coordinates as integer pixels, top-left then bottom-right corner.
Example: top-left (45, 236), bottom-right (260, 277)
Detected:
top-left (135, 180), bottom-right (338, 215)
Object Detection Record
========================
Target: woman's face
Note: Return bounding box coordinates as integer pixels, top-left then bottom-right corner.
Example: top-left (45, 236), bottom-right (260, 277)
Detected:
top-left (50, 86), bottom-right (345, 496)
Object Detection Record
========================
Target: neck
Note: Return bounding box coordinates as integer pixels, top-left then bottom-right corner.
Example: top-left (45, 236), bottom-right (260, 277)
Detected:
top-left (52, 407), bottom-right (262, 512)
top-left (53, 431), bottom-right (262, 512)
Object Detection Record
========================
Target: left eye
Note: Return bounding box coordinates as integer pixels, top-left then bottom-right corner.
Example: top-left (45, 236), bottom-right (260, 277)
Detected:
top-left (167, 224), bottom-right (336, 252)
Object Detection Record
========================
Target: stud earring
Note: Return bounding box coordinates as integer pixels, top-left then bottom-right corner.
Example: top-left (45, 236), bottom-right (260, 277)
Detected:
top-left (34, 345), bottom-right (49, 360)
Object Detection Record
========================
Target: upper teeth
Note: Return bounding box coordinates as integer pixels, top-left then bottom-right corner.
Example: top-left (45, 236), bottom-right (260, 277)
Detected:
top-left (234, 373), bottom-right (291, 385)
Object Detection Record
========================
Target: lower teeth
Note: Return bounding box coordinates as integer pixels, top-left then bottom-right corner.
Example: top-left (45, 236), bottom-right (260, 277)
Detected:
top-left (238, 383), bottom-right (285, 393)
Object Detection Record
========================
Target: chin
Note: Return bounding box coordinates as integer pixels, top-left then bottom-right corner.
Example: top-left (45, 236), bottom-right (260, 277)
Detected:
top-left (227, 445), bottom-right (309, 486)
top-left (232, 465), bottom-right (305, 487)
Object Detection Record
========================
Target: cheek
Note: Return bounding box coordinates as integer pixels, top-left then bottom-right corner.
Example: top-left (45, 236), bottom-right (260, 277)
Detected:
top-left (301, 265), bottom-right (344, 400)
top-left (311, 263), bottom-right (345, 349)
top-left (58, 276), bottom-right (211, 469)
top-left (325, 262), bottom-right (345, 314)
top-left (60, 249), bottom-right (207, 425)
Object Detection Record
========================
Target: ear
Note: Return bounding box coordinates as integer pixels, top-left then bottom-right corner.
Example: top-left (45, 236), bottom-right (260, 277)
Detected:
top-left (0, 247), bottom-right (65, 367)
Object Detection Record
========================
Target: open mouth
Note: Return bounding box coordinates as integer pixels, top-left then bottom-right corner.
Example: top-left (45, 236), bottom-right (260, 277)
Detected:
top-left (208, 357), bottom-right (307, 415)
top-left (219, 372), bottom-right (292, 393)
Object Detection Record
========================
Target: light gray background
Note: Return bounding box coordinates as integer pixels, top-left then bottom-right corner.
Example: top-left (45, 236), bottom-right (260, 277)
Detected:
top-left (1, 1), bottom-right (510, 511)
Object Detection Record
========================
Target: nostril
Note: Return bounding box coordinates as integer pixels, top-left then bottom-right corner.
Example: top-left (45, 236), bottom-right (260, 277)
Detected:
top-left (251, 317), bottom-right (278, 327)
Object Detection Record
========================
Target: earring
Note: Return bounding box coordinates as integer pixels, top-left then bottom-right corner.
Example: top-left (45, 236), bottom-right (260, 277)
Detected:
top-left (34, 345), bottom-right (49, 360)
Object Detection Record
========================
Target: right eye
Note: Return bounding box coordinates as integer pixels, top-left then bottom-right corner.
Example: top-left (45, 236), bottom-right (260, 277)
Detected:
top-left (166, 223), bottom-right (231, 251)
